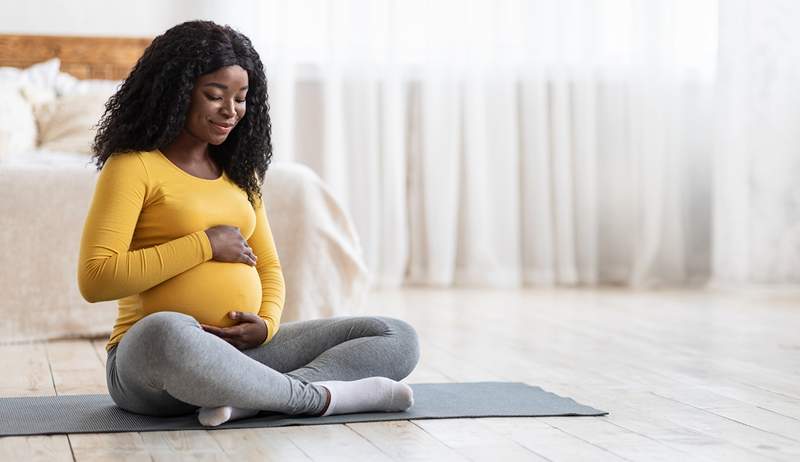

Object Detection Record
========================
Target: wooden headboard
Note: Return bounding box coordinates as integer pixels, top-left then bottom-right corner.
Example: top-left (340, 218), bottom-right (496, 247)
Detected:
top-left (0, 34), bottom-right (151, 80)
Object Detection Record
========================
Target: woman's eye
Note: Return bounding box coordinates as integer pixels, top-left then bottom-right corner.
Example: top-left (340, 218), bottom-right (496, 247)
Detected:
top-left (205, 94), bottom-right (245, 104)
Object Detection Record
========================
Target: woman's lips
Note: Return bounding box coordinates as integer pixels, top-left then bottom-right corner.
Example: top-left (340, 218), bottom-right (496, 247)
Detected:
top-left (210, 120), bottom-right (234, 134)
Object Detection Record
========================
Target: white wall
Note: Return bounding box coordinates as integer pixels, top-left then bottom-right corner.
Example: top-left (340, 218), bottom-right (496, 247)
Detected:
top-left (0, 0), bottom-right (258, 38)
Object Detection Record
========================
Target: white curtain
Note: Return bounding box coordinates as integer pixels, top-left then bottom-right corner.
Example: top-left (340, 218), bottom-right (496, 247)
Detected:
top-left (713, 0), bottom-right (800, 286)
top-left (202, 0), bottom-right (800, 288)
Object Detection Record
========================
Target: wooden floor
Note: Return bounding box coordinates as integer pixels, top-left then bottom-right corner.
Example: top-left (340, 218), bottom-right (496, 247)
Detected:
top-left (1, 287), bottom-right (799, 461)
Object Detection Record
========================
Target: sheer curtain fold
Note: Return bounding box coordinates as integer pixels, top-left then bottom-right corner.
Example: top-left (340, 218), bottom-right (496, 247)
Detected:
top-left (198, 0), bottom-right (799, 288)
top-left (519, 75), bottom-right (556, 286)
top-left (713, 0), bottom-right (800, 285)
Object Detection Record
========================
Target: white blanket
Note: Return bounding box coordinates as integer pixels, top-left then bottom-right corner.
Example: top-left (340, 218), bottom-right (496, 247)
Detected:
top-left (0, 152), bottom-right (369, 343)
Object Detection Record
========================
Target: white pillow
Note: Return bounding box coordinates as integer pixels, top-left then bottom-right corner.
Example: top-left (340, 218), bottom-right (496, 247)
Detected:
top-left (20, 84), bottom-right (57, 106)
top-left (54, 72), bottom-right (122, 96)
top-left (0, 83), bottom-right (38, 162)
top-left (0, 58), bottom-right (61, 89)
top-left (35, 89), bottom-right (114, 154)
top-left (0, 59), bottom-right (62, 161)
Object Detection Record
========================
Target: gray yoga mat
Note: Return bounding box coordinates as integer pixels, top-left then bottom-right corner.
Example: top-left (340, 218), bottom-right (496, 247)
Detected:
top-left (0, 382), bottom-right (607, 436)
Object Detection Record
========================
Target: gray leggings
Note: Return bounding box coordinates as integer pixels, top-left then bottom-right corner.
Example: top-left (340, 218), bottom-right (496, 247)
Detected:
top-left (106, 311), bottom-right (420, 417)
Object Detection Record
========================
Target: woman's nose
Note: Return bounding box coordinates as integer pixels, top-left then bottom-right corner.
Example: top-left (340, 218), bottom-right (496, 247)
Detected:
top-left (220, 99), bottom-right (235, 117)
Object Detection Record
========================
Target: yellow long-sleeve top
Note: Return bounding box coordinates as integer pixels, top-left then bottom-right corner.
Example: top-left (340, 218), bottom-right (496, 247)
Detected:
top-left (77, 150), bottom-right (285, 353)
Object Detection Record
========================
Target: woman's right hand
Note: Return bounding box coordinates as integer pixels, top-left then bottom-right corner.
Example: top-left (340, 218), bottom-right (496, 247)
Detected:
top-left (204, 225), bottom-right (258, 266)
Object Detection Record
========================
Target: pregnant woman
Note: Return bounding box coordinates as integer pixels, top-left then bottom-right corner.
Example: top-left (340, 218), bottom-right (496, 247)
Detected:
top-left (77, 20), bottom-right (419, 427)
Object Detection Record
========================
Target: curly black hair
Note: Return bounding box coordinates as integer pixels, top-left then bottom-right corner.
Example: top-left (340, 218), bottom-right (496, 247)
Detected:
top-left (92, 20), bottom-right (271, 208)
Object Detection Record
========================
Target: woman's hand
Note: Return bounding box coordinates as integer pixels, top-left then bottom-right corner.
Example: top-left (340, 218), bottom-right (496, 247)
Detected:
top-left (200, 311), bottom-right (267, 350)
top-left (205, 225), bottom-right (258, 266)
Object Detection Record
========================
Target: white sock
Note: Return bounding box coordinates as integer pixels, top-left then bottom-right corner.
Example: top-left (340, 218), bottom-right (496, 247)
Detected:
top-left (315, 377), bottom-right (414, 416)
top-left (197, 405), bottom-right (259, 427)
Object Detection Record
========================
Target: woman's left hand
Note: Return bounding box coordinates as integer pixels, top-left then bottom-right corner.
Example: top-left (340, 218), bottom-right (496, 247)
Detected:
top-left (200, 311), bottom-right (267, 350)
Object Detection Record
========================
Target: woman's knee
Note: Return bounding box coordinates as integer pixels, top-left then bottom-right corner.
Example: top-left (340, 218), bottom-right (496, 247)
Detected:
top-left (133, 311), bottom-right (197, 336)
top-left (122, 311), bottom-right (199, 364)
top-left (378, 316), bottom-right (421, 379)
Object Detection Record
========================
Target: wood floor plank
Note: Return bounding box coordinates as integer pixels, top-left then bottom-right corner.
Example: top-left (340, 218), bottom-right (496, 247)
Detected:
top-left (71, 428), bottom-right (234, 461)
top-left (272, 424), bottom-right (393, 461)
top-left (210, 427), bottom-right (313, 461)
top-left (649, 388), bottom-right (800, 441)
top-left (69, 432), bottom-right (153, 462)
top-left (0, 435), bottom-right (74, 462)
top-left (593, 388), bottom-right (800, 462)
top-left (347, 421), bottom-right (467, 461)
top-left (139, 430), bottom-right (233, 461)
top-left (412, 418), bottom-right (549, 461)
top-left (700, 382), bottom-right (800, 421)
top-left (0, 341), bottom-right (73, 461)
top-left (529, 385), bottom-right (778, 462)
top-left (46, 340), bottom-right (107, 395)
top-left (541, 416), bottom-right (704, 462)
top-left (479, 418), bottom-right (626, 462)
top-left (0, 342), bottom-right (55, 397)
top-left (90, 339), bottom-right (108, 368)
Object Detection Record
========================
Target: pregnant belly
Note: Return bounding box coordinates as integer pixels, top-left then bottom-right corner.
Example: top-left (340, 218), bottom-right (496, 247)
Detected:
top-left (140, 261), bottom-right (262, 327)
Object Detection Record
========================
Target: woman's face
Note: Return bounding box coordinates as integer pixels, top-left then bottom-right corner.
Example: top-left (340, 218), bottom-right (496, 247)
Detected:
top-left (184, 65), bottom-right (249, 145)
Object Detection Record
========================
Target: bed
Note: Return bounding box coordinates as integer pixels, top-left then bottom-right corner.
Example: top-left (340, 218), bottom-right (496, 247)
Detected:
top-left (0, 34), bottom-right (369, 344)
